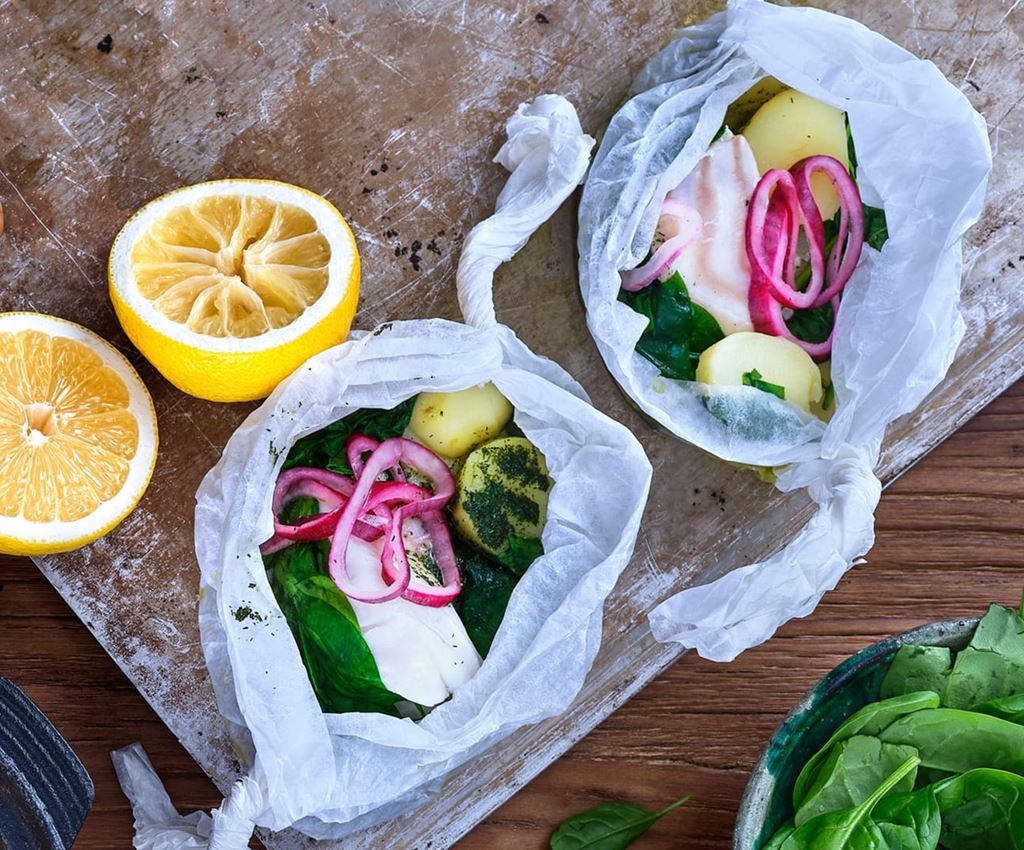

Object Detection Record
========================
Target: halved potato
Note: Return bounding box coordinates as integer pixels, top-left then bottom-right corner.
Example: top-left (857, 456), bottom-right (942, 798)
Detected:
top-left (696, 332), bottom-right (823, 412)
top-left (742, 88), bottom-right (850, 219)
top-left (409, 383), bottom-right (513, 458)
top-left (724, 77), bottom-right (788, 131)
top-left (451, 437), bottom-right (550, 557)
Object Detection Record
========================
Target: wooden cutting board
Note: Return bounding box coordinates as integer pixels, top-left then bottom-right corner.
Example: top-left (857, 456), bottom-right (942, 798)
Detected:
top-left (1, 1), bottom-right (1021, 847)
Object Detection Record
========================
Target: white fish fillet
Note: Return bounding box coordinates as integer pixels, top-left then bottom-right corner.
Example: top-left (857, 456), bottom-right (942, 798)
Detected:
top-left (345, 536), bottom-right (482, 707)
top-left (665, 134), bottom-right (760, 334)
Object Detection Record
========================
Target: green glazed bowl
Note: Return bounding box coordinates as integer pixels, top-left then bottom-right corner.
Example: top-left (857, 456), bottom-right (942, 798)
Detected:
top-left (733, 617), bottom-right (980, 850)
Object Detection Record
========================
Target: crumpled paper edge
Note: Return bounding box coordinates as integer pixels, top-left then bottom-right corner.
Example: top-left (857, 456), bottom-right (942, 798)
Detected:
top-left (578, 0), bottom-right (991, 660)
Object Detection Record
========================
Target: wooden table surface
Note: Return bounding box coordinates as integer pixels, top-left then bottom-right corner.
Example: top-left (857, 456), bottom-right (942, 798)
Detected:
top-left (3, 1), bottom-right (1021, 846)
top-left (2, 378), bottom-right (1020, 849)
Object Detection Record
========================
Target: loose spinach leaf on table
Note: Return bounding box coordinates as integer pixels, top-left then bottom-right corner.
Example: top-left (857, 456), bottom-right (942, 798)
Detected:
top-left (880, 645), bottom-right (952, 701)
top-left (453, 546), bottom-right (520, 657)
top-left (620, 270), bottom-right (724, 381)
top-left (794, 736), bottom-right (918, 827)
top-left (933, 768), bottom-right (1024, 850)
top-left (793, 691), bottom-right (940, 807)
top-left (779, 756), bottom-right (920, 849)
top-left (549, 794), bottom-right (689, 850)
top-left (282, 397), bottom-right (417, 474)
top-left (266, 541), bottom-right (402, 715)
top-left (879, 708), bottom-right (1024, 776)
top-left (943, 603), bottom-right (1024, 709)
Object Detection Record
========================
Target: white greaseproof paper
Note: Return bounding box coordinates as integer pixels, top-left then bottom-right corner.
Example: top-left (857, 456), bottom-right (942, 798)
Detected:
top-left (577, 0), bottom-right (991, 661)
top-left (113, 95), bottom-right (653, 847)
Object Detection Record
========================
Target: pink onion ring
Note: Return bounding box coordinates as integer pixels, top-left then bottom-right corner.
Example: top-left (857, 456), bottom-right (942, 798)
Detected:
top-left (268, 467), bottom-right (379, 545)
top-left (347, 435), bottom-right (379, 479)
top-left (620, 201), bottom-right (702, 292)
top-left (328, 438), bottom-right (459, 604)
top-left (790, 156), bottom-right (865, 306)
top-left (259, 533), bottom-right (294, 556)
top-left (746, 154), bottom-right (865, 360)
top-left (399, 510), bottom-right (462, 607)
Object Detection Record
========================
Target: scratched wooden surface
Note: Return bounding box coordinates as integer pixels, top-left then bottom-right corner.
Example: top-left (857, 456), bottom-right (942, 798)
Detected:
top-left (0, 1), bottom-right (1022, 848)
top-left (3, 382), bottom-right (1023, 847)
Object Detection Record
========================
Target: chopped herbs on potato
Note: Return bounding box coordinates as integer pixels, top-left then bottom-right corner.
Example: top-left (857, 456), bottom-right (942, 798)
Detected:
top-left (451, 436), bottom-right (550, 558)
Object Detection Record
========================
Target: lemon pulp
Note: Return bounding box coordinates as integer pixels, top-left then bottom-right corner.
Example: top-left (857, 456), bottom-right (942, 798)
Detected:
top-left (0, 328), bottom-right (139, 524)
top-left (130, 195), bottom-right (331, 339)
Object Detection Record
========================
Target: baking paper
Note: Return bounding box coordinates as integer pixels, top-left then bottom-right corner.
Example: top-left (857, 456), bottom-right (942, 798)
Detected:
top-left (577, 0), bottom-right (991, 661)
top-left (114, 95), bottom-right (653, 847)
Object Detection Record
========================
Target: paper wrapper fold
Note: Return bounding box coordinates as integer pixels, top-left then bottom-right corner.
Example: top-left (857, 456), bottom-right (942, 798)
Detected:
top-left (115, 95), bottom-right (653, 847)
top-left (577, 0), bottom-right (991, 661)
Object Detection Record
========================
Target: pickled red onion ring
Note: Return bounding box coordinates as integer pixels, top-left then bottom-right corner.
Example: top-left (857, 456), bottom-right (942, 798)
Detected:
top-left (329, 437), bottom-right (459, 605)
top-left (746, 155), bottom-right (865, 360)
top-left (620, 201), bottom-right (702, 292)
top-left (262, 435), bottom-right (463, 606)
top-left (266, 467), bottom-right (379, 548)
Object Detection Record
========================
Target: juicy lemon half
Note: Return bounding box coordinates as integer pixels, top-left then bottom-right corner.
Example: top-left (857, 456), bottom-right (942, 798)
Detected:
top-left (109, 179), bottom-right (360, 402)
top-left (0, 313), bottom-right (158, 555)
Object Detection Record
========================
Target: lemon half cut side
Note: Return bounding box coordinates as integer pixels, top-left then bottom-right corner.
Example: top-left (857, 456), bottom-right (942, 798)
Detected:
top-left (109, 179), bottom-right (360, 402)
top-left (0, 312), bottom-right (158, 556)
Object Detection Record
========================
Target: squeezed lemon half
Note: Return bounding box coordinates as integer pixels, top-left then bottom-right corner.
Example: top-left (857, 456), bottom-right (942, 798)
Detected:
top-left (0, 312), bottom-right (158, 555)
top-left (109, 179), bottom-right (360, 402)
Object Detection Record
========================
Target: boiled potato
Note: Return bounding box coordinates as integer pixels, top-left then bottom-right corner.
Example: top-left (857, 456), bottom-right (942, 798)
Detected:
top-left (410, 383), bottom-right (513, 458)
top-left (696, 332), bottom-right (823, 412)
top-left (452, 437), bottom-right (550, 557)
top-left (741, 88), bottom-right (849, 219)
top-left (723, 77), bottom-right (788, 131)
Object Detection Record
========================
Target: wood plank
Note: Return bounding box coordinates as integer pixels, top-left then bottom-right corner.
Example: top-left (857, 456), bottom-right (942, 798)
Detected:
top-left (0, 0), bottom-right (1022, 847)
top-left (3, 380), bottom-right (1021, 848)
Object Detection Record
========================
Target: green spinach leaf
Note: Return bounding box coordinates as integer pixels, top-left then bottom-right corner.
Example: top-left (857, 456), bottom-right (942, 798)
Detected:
top-left (872, 787), bottom-right (942, 850)
top-left (879, 708), bottom-right (1024, 776)
top-left (496, 533), bottom-right (543, 577)
top-left (742, 369), bottom-right (786, 401)
top-left (278, 495), bottom-right (320, 524)
top-left (794, 736), bottom-right (918, 827)
top-left (283, 397), bottom-right (417, 474)
top-left (781, 756), bottom-right (920, 849)
top-left (793, 691), bottom-right (940, 807)
top-left (787, 302), bottom-right (835, 346)
top-left (880, 645), bottom-right (952, 701)
top-left (266, 541), bottom-right (402, 715)
top-left (620, 270), bottom-right (724, 381)
top-left (846, 117), bottom-right (859, 174)
top-left (863, 205), bottom-right (889, 252)
top-left (763, 823), bottom-right (796, 850)
top-left (453, 546), bottom-right (520, 657)
top-left (934, 768), bottom-right (1024, 850)
top-left (549, 794), bottom-right (689, 850)
top-left (974, 692), bottom-right (1024, 725)
top-left (845, 116), bottom-right (889, 252)
top-left (944, 603), bottom-right (1024, 709)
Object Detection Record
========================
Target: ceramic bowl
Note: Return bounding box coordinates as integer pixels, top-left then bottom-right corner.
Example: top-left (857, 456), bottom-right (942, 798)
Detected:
top-left (0, 677), bottom-right (93, 849)
top-left (733, 617), bottom-right (980, 850)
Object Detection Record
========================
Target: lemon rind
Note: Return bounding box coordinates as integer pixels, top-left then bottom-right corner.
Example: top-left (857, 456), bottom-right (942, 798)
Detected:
top-left (0, 312), bottom-right (158, 554)
top-left (108, 179), bottom-right (358, 354)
